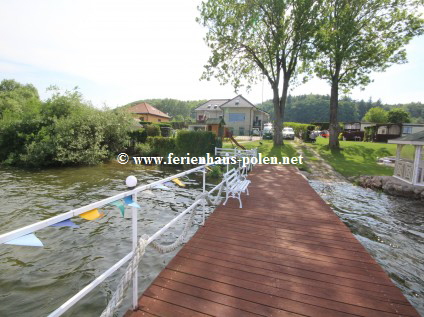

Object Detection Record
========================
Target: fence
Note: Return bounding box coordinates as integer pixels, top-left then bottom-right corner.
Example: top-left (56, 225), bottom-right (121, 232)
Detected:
top-left (0, 149), bottom-right (254, 316)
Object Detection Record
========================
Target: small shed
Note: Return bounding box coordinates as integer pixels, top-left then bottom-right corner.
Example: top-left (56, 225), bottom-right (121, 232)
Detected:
top-left (205, 118), bottom-right (226, 137)
top-left (389, 131), bottom-right (424, 186)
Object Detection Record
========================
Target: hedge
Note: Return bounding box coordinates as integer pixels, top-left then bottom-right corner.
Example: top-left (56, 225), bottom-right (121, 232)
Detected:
top-left (175, 130), bottom-right (216, 157)
top-left (145, 125), bottom-right (161, 137)
top-left (128, 129), bottom-right (147, 144)
top-left (147, 136), bottom-right (176, 157)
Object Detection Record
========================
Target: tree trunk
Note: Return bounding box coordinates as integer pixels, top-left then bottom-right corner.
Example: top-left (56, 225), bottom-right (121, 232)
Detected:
top-left (273, 87), bottom-right (283, 146)
top-left (329, 70), bottom-right (340, 150)
top-left (280, 77), bottom-right (289, 145)
top-left (272, 78), bottom-right (289, 146)
top-left (272, 87), bottom-right (282, 145)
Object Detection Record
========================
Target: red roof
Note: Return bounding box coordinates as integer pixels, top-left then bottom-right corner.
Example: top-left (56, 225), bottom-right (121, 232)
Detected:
top-left (127, 102), bottom-right (170, 118)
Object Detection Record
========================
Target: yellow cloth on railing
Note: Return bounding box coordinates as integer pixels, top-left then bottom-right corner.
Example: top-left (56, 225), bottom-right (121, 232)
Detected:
top-left (172, 178), bottom-right (185, 187)
top-left (80, 209), bottom-right (103, 220)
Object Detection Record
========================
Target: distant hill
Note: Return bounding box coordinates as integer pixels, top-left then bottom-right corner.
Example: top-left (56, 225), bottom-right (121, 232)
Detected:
top-left (122, 98), bottom-right (206, 121)
top-left (121, 95), bottom-right (423, 123)
top-left (256, 94), bottom-right (424, 123)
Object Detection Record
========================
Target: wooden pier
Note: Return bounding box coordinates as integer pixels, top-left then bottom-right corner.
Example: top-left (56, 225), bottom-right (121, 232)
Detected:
top-left (125, 165), bottom-right (419, 317)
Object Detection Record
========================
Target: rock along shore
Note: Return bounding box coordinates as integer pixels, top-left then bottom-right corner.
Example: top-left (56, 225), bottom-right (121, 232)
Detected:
top-left (358, 176), bottom-right (424, 200)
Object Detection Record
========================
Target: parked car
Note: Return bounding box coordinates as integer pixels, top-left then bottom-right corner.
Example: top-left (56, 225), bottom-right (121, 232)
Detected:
top-left (262, 123), bottom-right (273, 139)
top-left (252, 128), bottom-right (260, 136)
top-left (282, 127), bottom-right (295, 140)
top-left (263, 131), bottom-right (273, 140)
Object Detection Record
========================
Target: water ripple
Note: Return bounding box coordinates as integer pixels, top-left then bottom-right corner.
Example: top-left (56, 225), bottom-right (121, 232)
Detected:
top-left (310, 180), bottom-right (424, 315)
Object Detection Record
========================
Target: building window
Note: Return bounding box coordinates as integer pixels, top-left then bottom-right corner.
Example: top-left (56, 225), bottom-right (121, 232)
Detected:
top-left (158, 119), bottom-right (161, 122)
top-left (229, 113), bottom-right (245, 122)
top-left (403, 126), bottom-right (412, 134)
top-left (140, 117), bottom-right (145, 121)
top-left (239, 127), bottom-right (245, 136)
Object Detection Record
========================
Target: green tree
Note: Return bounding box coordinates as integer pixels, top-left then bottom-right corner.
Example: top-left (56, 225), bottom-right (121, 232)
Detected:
top-left (0, 83), bottom-right (132, 167)
top-left (405, 102), bottom-right (424, 118)
top-left (388, 107), bottom-right (411, 123)
top-left (314, 0), bottom-right (423, 149)
top-left (198, 0), bottom-right (322, 145)
top-left (172, 114), bottom-right (185, 122)
top-left (363, 107), bottom-right (388, 123)
top-left (0, 79), bottom-right (41, 119)
top-left (357, 99), bottom-right (369, 120)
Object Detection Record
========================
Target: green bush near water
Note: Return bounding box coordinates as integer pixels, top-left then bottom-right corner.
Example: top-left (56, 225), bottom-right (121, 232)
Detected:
top-left (147, 136), bottom-right (176, 157)
top-left (134, 142), bottom-right (155, 157)
top-left (0, 81), bottom-right (133, 167)
top-left (208, 165), bottom-right (223, 178)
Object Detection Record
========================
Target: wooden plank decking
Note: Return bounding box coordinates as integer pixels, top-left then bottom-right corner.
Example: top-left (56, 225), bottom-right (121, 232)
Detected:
top-left (125, 165), bottom-right (419, 317)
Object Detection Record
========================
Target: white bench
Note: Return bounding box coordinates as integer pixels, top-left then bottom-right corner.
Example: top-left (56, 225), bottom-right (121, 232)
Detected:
top-left (222, 168), bottom-right (251, 208)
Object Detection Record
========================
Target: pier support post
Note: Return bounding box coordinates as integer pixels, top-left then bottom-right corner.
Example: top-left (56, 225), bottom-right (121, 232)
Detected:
top-left (131, 192), bottom-right (138, 309)
top-left (126, 176), bottom-right (139, 310)
top-left (202, 168), bottom-right (206, 226)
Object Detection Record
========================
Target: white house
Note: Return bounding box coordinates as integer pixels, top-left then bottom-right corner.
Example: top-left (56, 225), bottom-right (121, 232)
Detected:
top-left (194, 95), bottom-right (270, 136)
top-left (401, 123), bottom-right (424, 136)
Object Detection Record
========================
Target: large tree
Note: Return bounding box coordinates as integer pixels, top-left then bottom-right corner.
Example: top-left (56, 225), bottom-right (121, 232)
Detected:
top-left (388, 107), bottom-right (411, 123)
top-left (0, 79), bottom-right (41, 119)
top-left (314, 0), bottom-right (423, 149)
top-left (363, 107), bottom-right (388, 123)
top-left (197, 0), bottom-right (321, 145)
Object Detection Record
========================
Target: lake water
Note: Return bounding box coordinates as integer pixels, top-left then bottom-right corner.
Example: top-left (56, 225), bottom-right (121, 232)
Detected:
top-left (0, 163), bottom-right (215, 316)
top-left (1, 164), bottom-right (423, 316)
top-left (311, 180), bottom-right (424, 315)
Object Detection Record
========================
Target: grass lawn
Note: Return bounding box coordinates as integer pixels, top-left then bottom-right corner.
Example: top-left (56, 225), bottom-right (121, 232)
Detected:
top-left (223, 139), bottom-right (308, 171)
top-left (305, 138), bottom-right (396, 177)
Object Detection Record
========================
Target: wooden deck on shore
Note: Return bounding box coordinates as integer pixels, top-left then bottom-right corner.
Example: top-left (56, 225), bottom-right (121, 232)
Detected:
top-left (125, 165), bottom-right (419, 317)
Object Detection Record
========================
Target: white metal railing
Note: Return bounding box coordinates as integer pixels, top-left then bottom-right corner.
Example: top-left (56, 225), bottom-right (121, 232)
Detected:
top-left (0, 163), bottom-right (226, 316)
top-left (215, 147), bottom-right (257, 158)
top-left (215, 147), bottom-right (257, 174)
top-left (0, 151), bottom-right (253, 316)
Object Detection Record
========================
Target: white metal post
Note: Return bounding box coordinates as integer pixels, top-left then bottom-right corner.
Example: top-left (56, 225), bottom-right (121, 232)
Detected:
top-left (412, 145), bottom-right (421, 185)
top-left (202, 168), bottom-right (206, 225)
top-left (131, 192), bottom-right (138, 309)
top-left (226, 153), bottom-right (229, 173)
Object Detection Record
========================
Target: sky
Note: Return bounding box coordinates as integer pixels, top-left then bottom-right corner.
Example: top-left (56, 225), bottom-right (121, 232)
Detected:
top-left (0, 0), bottom-right (423, 108)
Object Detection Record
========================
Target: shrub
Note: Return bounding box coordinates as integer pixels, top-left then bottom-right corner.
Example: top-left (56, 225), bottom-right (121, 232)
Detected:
top-left (145, 124), bottom-right (161, 136)
top-left (208, 165), bottom-right (223, 178)
top-left (215, 137), bottom-right (223, 148)
top-left (156, 122), bottom-right (171, 127)
top-left (129, 129), bottom-right (147, 144)
top-left (175, 130), bottom-right (216, 157)
top-left (134, 142), bottom-right (154, 157)
top-left (364, 126), bottom-right (377, 142)
top-left (171, 122), bottom-right (188, 130)
top-left (52, 112), bottom-right (109, 165)
top-left (147, 136), bottom-right (176, 157)
top-left (0, 88), bottom-right (133, 167)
